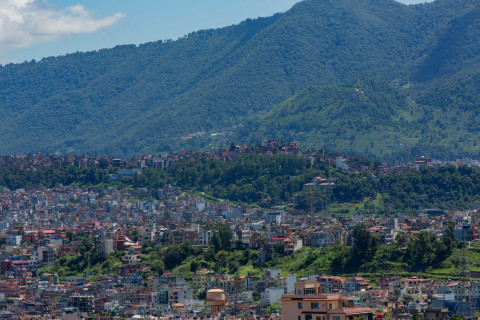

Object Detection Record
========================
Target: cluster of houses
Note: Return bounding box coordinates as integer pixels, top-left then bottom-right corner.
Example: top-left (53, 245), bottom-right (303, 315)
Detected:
top-left (0, 176), bottom-right (479, 319)
top-left (2, 142), bottom-right (480, 319)
top-left (3, 140), bottom-right (480, 180)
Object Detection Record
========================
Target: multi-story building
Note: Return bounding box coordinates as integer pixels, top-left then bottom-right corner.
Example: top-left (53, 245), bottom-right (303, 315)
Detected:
top-left (0, 279), bottom-right (27, 298)
top-left (318, 276), bottom-right (345, 293)
top-left (263, 287), bottom-right (285, 306)
top-left (192, 269), bottom-right (214, 290)
top-left (35, 245), bottom-right (56, 266)
top-left (11, 260), bottom-right (33, 275)
top-left (280, 281), bottom-right (374, 320)
top-left (68, 295), bottom-right (95, 313)
top-left (171, 229), bottom-right (186, 245)
top-left (168, 286), bottom-right (193, 304)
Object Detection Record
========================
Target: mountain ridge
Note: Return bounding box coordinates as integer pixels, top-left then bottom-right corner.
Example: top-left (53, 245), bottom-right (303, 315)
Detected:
top-left (0, 0), bottom-right (479, 159)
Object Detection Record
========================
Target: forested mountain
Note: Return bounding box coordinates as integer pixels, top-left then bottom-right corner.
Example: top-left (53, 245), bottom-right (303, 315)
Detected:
top-left (242, 77), bottom-right (480, 161)
top-left (243, 78), bottom-right (421, 160)
top-left (0, 0), bottom-right (479, 158)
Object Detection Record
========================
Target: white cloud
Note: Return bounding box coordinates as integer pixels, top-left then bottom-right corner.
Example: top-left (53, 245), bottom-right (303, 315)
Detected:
top-left (0, 0), bottom-right (125, 51)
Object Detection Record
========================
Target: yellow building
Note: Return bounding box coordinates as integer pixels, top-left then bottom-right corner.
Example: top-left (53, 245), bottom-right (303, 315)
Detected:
top-left (192, 268), bottom-right (214, 290)
top-left (280, 281), bottom-right (374, 320)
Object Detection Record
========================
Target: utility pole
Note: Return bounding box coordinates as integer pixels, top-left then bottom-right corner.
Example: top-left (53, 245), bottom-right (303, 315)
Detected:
top-left (457, 232), bottom-right (478, 319)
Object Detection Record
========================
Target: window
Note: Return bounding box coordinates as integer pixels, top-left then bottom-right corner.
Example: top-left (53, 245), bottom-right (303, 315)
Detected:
top-left (305, 288), bottom-right (316, 295)
top-left (333, 317), bottom-right (340, 320)
top-left (305, 315), bottom-right (312, 320)
top-left (298, 317), bottom-right (301, 320)
top-left (311, 302), bottom-right (319, 310)
top-left (316, 317), bottom-right (321, 320)
top-left (298, 302), bottom-right (303, 309)
top-left (329, 304), bottom-right (332, 309)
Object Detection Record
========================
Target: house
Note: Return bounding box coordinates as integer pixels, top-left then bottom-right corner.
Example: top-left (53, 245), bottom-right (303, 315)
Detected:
top-left (263, 287), bottom-right (285, 306)
top-left (280, 281), bottom-right (374, 320)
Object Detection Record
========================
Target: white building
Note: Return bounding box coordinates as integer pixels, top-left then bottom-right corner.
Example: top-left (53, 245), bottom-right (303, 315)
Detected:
top-left (262, 287), bottom-right (285, 306)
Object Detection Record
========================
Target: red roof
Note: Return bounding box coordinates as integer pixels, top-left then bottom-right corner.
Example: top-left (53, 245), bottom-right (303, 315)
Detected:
top-left (344, 307), bottom-right (375, 314)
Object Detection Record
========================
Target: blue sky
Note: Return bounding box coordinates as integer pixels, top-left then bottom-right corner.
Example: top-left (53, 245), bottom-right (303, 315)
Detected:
top-left (0, 0), bottom-right (433, 64)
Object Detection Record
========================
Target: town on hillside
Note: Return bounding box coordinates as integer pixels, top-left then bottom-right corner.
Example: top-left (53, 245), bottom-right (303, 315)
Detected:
top-left (2, 140), bottom-right (480, 175)
top-left (0, 142), bottom-right (480, 319)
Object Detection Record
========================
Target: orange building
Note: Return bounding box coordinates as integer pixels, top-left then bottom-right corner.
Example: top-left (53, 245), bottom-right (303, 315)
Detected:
top-left (112, 235), bottom-right (127, 251)
top-left (280, 281), bottom-right (373, 320)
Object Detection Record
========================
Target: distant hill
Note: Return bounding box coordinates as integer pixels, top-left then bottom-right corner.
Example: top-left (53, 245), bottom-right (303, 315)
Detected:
top-left (243, 78), bottom-right (415, 159)
top-left (0, 0), bottom-right (479, 159)
top-left (242, 77), bottom-right (480, 161)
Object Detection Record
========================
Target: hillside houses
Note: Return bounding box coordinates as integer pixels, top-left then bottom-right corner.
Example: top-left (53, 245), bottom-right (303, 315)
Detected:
top-left (1, 152), bottom-right (480, 318)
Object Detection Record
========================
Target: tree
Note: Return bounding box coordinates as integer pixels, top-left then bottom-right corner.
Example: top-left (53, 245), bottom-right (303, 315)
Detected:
top-left (66, 230), bottom-right (77, 242)
top-left (205, 247), bottom-right (216, 262)
top-left (150, 260), bottom-right (165, 276)
top-left (350, 224), bottom-right (378, 271)
top-left (405, 231), bottom-right (436, 270)
top-left (210, 233), bottom-right (221, 253)
top-left (190, 260), bottom-right (199, 273)
top-left (443, 221), bottom-right (458, 254)
top-left (235, 239), bottom-right (245, 250)
top-left (274, 243), bottom-right (285, 257)
top-left (131, 229), bottom-right (140, 243)
top-left (412, 309), bottom-right (421, 320)
top-left (217, 224), bottom-right (233, 251)
top-left (79, 237), bottom-right (93, 255)
top-left (163, 243), bottom-right (192, 270)
top-left (395, 232), bottom-right (407, 248)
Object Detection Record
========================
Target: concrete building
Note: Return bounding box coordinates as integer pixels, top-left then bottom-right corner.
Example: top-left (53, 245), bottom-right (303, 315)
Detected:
top-left (280, 281), bottom-right (374, 320)
top-left (68, 295), bottom-right (95, 313)
top-left (263, 287), bottom-right (285, 306)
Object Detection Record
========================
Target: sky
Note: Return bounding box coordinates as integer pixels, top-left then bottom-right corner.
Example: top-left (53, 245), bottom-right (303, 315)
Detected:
top-left (0, 0), bottom-right (434, 64)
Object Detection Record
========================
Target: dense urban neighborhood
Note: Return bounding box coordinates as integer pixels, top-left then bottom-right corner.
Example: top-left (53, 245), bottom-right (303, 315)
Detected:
top-left (0, 142), bottom-right (479, 319)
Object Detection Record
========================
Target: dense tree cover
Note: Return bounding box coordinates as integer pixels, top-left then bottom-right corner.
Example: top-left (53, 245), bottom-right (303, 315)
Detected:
top-left (332, 223), bottom-right (457, 274)
top-left (244, 76), bottom-right (480, 161)
top-left (167, 154), bottom-right (382, 206)
top-left (38, 237), bottom-right (124, 282)
top-left (168, 154), bottom-right (332, 204)
top-left (267, 223), bottom-right (458, 276)
top-left (417, 72), bottom-right (480, 112)
top-left (141, 224), bottom-right (257, 276)
top-left (3, 155), bottom-right (480, 211)
top-left (330, 224), bottom-right (379, 274)
top-left (381, 165), bottom-right (480, 211)
top-left (243, 77), bottom-right (417, 160)
top-left (0, 165), bottom-right (111, 189)
top-left (0, 0), bottom-right (478, 159)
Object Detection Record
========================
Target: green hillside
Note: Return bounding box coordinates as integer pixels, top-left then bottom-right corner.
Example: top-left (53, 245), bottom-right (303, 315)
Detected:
top-left (245, 77), bottom-right (480, 161)
top-left (245, 78), bottom-right (420, 160)
top-left (0, 0), bottom-right (479, 158)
